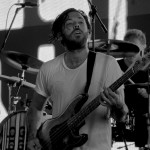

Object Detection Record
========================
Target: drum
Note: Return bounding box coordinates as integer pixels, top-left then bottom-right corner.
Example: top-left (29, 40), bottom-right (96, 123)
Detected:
top-left (0, 111), bottom-right (27, 150)
top-left (0, 110), bottom-right (52, 150)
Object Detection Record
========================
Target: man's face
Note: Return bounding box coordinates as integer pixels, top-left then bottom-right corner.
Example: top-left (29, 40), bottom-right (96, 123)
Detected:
top-left (125, 39), bottom-right (146, 64)
top-left (61, 11), bottom-right (89, 51)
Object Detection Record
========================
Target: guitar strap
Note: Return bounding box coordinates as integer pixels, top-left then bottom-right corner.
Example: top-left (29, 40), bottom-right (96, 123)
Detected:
top-left (84, 50), bottom-right (96, 94)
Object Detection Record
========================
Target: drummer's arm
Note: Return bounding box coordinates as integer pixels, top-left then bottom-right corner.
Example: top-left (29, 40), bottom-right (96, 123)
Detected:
top-left (137, 88), bottom-right (148, 98)
top-left (26, 91), bottom-right (47, 140)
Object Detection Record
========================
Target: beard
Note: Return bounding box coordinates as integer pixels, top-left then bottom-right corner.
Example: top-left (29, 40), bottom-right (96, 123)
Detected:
top-left (62, 31), bottom-right (88, 51)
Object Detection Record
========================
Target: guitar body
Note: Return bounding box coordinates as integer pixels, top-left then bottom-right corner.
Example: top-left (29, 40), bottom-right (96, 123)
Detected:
top-left (37, 94), bottom-right (88, 150)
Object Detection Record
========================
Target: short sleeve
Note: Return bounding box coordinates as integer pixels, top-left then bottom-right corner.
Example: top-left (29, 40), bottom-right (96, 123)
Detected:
top-left (35, 65), bottom-right (49, 98)
top-left (105, 57), bottom-right (124, 90)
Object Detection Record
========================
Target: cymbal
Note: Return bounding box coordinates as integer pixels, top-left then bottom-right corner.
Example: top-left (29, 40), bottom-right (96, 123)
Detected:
top-left (88, 39), bottom-right (139, 58)
top-left (1, 51), bottom-right (43, 74)
top-left (125, 83), bottom-right (150, 88)
top-left (0, 75), bottom-right (35, 89)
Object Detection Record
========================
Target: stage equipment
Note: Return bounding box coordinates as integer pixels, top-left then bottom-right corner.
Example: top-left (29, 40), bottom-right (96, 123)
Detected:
top-left (125, 82), bottom-right (150, 88)
top-left (1, 51), bottom-right (43, 74)
top-left (0, 74), bottom-right (35, 114)
top-left (0, 110), bottom-right (52, 150)
top-left (88, 39), bottom-right (139, 58)
top-left (87, 0), bottom-right (107, 52)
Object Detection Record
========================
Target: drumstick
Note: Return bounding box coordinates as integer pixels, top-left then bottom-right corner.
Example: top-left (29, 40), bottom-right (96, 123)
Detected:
top-left (128, 78), bottom-right (135, 84)
top-left (121, 70), bottom-right (135, 84)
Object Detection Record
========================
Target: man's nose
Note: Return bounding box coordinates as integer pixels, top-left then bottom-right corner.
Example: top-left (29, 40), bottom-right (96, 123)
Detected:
top-left (74, 23), bottom-right (80, 29)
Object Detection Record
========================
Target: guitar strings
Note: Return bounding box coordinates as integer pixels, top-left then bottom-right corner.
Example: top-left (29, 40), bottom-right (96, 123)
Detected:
top-left (40, 98), bottom-right (101, 149)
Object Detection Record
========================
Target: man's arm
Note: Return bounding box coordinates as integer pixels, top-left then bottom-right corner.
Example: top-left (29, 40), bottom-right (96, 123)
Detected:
top-left (110, 88), bottom-right (129, 122)
top-left (100, 87), bottom-right (128, 122)
top-left (26, 92), bottom-right (47, 140)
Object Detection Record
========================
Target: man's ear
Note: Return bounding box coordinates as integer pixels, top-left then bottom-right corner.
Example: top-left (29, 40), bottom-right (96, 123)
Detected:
top-left (57, 32), bottom-right (62, 41)
top-left (88, 33), bottom-right (91, 40)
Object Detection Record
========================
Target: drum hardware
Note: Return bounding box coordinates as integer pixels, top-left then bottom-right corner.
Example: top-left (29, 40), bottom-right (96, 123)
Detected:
top-left (0, 110), bottom-right (52, 150)
top-left (7, 79), bottom-right (23, 114)
top-left (0, 74), bottom-right (35, 114)
top-left (1, 51), bottom-right (43, 74)
top-left (147, 68), bottom-right (150, 148)
top-left (8, 83), bottom-right (15, 114)
top-left (7, 79), bottom-right (25, 114)
top-left (43, 101), bottom-right (52, 115)
top-left (125, 82), bottom-right (150, 87)
top-left (112, 121), bottom-right (136, 150)
top-left (88, 39), bottom-right (139, 58)
top-left (0, 111), bottom-right (27, 150)
top-left (10, 96), bottom-right (22, 113)
top-left (19, 94), bottom-right (32, 111)
top-left (112, 111), bottom-right (135, 147)
top-left (0, 50), bottom-right (42, 114)
top-left (117, 143), bottom-right (135, 149)
top-left (0, 75), bottom-right (35, 89)
top-left (87, 0), bottom-right (107, 52)
top-left (0, 7), bottom-right (22, 53)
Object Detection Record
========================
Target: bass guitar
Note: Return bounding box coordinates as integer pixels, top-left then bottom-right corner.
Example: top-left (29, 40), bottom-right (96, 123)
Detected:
top-left (37, 53), bottom-right (150, 150)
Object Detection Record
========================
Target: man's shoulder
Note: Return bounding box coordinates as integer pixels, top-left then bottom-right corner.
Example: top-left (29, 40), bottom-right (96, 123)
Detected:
top-left (43, 53), bottom-right (64, 66)
top-left (39, 53), bottom-right (64, 73)
top-left (96, 52), bottom-right (116, 63)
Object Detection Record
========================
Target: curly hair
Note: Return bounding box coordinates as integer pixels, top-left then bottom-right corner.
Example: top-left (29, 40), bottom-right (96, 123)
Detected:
top-left (49, 8), bottom-right (91, 43)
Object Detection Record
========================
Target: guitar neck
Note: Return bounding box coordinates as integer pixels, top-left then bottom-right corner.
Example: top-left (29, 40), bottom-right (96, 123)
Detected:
top-left (68, 64), bottom-right (138, 129)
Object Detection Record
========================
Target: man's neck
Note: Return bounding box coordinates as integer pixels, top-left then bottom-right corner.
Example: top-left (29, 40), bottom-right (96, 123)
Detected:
top-left (64, 48), bottom-right (89, 69)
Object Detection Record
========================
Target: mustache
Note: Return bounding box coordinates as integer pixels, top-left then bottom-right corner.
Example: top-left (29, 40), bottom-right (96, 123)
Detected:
top-left (72, 28), bottom-right (82, 34)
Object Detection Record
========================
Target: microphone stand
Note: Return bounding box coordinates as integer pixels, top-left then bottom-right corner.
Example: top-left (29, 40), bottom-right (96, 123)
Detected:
top-left (87, 0), bottom-right (108, 52)
top-left (0, 6), bottom-right (22, 114)
top-left (0, 7), bottom-right (22, 53)
top-left (147, 68), bottom-right (150, 149)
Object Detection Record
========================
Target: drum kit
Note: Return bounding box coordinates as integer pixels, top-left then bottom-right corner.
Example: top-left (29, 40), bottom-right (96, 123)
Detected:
top-left (0, 39), bottom-right (142, 149)
top-left (0, 51), bottom-right (44, 114)
top-left (0, 50), bottom-right (54, 150)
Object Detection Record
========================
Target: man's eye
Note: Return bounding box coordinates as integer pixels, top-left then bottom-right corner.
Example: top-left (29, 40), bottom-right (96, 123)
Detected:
top-left (79, 21), bottom-right (83, 24)
top-left (66, 22), bottom-right (73, 28)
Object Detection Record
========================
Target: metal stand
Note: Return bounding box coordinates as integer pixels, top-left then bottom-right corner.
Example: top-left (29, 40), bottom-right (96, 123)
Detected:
top-left (7, 68), bottom-right (27, 115)
top-left (0, 7), bottom-right (23, 114)
top-left (7, 83), bottom-right (21, 115)
top-left (7, 83), bottom-right (13, 114)
top-left (7, 82), bottom-right (21, 114)
top-left (147, 68), bottom-right (150, 148)
top-left (0, 7), bottom-right (22, 53)
top-left (115, 122), bottom-right (129, 150)
top-left (87, 0), bottom-right (107, 52)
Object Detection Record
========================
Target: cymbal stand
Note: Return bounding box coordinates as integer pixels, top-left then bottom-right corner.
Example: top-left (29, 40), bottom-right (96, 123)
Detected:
top-left (7, 67), bottom-right (27, 114)
top-left (15, 65), bottom-right (28, 95)
top-left (147, 68), bottom-right (150, 149)
top-left (87, 0), bottom-right (108, 52)
top-left (7, 83), bottom-right (13, 115)
top-left (7, 82), bottom-right (21, 115)
top-left (116, 122), bottom-right (129, 150)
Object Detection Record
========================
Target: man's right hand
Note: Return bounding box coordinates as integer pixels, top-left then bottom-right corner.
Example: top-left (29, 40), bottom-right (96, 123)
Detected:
top-left (27, 137), bottom-right (42, 150)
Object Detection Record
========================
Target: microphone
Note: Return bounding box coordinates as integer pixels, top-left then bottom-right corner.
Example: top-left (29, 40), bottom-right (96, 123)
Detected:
top-left (15, 2), bottom-right (38, 7)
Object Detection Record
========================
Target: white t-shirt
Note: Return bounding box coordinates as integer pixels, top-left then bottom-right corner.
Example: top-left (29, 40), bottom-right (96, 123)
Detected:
top-left (35, 52), bottom-right (124, 150)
